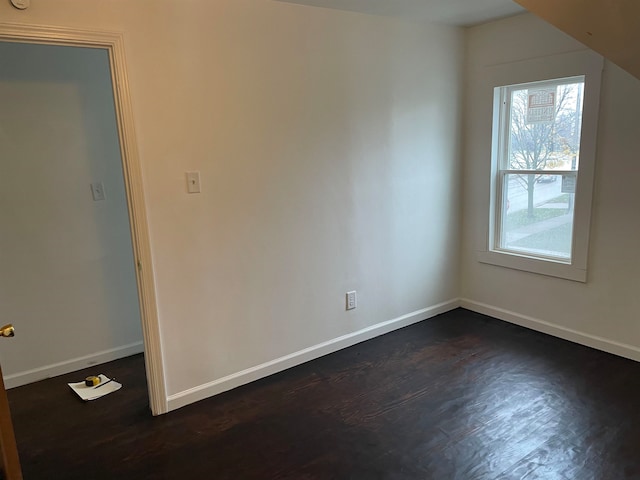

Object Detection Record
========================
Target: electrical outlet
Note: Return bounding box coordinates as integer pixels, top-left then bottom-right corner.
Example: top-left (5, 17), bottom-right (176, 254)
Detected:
top-left (346, 291), bottom-right (357, 310)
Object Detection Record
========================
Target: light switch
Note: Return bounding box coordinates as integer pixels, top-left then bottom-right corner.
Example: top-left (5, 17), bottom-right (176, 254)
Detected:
top-left (186, 171), bottom-right (201, 194)
top-left (91, 182), bottom-right (106, 201)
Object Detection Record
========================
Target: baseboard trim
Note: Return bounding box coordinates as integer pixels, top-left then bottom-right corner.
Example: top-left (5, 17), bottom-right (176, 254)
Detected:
top-left (4, 341), bottom-right (145, 389)
top-left (167, 299), bottom-right (460, 412)
top-left (460, 298), bottom-right (640, 363)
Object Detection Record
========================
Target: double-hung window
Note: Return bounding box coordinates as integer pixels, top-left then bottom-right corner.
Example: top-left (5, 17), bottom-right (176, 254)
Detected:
top-left (477, 51), bottom-right (603, 282)
top-left (495, 77), bottom-right (583, 260)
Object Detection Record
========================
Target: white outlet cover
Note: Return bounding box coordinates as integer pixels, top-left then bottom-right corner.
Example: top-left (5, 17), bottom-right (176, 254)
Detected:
top-left (346, 291), bottom-right (357, 310)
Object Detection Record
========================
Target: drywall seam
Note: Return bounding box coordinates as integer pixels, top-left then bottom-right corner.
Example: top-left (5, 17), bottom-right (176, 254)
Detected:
top-left (4, 341), bottom-right (144, 389)
top-left (460, 298), bottom-right (640, 362)
top-left (167, 299), bottom-right (461, 411)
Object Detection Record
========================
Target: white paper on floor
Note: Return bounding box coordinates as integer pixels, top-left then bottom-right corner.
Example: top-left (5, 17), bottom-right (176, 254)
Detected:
top-left (68, 374), bottom-right (122, 401)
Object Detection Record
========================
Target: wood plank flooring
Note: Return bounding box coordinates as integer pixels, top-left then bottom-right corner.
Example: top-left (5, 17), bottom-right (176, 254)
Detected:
top-left (7, 308), bottom-right (640, 479)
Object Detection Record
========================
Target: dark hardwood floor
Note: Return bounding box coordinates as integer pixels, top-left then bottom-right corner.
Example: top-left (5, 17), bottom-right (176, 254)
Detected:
top-left (7, 308), bottom-right (640, 479)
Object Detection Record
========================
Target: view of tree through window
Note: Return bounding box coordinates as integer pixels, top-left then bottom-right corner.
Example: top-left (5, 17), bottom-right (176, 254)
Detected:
top-left (496, 76), bottom-right (585, 260)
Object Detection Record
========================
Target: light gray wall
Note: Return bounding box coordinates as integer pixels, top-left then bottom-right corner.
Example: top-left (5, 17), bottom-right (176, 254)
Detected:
top-left (461, 14), bottom-right (640, 359)
top-left (0, 42), bottom-right (143, 387)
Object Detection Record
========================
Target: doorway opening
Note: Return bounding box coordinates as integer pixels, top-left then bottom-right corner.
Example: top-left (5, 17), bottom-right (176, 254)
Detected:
top-left (0, 24), bottom-right (165, 417)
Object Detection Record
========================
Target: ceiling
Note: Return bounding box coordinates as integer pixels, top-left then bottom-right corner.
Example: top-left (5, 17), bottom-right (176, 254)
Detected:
top-left (275, 0), bottom-right (526, 26)
top-left (514, 0), bottom-right (640, 80)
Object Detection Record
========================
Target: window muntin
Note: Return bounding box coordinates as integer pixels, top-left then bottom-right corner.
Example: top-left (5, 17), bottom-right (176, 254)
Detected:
top-left (494, 77), bottom-right (585, 263)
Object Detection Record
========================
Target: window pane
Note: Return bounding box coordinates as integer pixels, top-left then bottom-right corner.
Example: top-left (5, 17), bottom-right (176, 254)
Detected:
top-left (500, 174), bottom-right (574, 259)
top-left (507, 80), bottom-right (584, 171)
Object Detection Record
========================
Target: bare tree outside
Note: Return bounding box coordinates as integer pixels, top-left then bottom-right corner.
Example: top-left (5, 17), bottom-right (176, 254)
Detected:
top-left (507, 82), bottom-right (583, 217)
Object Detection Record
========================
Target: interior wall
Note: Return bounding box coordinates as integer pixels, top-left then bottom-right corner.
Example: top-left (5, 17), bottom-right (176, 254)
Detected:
top-left (461, 14), bottom-right (640, 359)
top-left (0, 42), bottom-right (143, 387)
top-left (0, 0), bottom-right (464, 407)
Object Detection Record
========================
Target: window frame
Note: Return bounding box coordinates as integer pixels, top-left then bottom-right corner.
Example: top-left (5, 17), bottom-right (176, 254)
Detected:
top-left (476, 50), bottom-right (604, 283)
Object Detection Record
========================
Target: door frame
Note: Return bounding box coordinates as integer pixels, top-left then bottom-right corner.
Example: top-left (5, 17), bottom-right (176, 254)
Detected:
top-left (0, 22), bottom-right (167, 415)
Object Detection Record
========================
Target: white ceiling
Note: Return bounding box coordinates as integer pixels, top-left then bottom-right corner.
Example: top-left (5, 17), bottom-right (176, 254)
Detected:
top-left (275, 0), bottom-right (525, 26)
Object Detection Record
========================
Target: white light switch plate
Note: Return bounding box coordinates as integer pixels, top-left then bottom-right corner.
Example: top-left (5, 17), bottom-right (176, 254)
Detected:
top-left (186, 171), bottom-right (201, 193)
top-left (91, 182), bottom-right (106, 201)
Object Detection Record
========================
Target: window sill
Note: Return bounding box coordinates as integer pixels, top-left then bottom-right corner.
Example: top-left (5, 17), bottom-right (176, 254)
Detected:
top-left (476, 250), bottom-right (587, 282)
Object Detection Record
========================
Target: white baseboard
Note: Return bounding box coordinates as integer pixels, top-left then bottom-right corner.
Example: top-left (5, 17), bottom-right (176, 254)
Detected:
top-left (4, 341), bottom-right (145, 389)
top-left (460, 298), bottom-right (640, 363)
top-left (167, 299), bottom-right (460, 412)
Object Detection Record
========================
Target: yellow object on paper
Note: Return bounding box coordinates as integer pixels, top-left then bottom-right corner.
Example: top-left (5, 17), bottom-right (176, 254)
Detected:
top-left (68, 374), bottom-right (122, 401)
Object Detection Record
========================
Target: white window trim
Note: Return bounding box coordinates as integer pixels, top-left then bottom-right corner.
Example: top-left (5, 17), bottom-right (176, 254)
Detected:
top-left (476, 50), bottom-right (604, 283)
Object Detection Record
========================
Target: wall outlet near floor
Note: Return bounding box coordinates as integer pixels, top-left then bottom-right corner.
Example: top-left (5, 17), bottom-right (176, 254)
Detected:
top-left (346, 291), bottom-right (357, 310)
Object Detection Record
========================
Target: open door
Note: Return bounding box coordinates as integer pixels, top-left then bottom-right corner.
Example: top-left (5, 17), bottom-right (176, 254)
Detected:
top-left (0, 23), bottom-right (166, 416)
top-left (0, 324), bottom-right (22, 480)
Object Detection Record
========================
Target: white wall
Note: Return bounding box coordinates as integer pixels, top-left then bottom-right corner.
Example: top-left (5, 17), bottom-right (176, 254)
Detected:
top-left (0, 42), bottom-right (143, 387)
top-left (461, 14), bottom-right (640, 359)
top-left (0, 0), bottom-right (463, 408)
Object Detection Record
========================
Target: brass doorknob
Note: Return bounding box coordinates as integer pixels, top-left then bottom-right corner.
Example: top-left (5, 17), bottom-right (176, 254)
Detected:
top-left (0, 324), bottom-right (15, 338)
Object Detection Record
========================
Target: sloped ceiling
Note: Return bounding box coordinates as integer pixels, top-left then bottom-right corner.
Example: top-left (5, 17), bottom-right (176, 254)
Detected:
top-left (275, 0), bottom-right (525, 26)
top-left (514, 0), bottom-right (640, 80)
